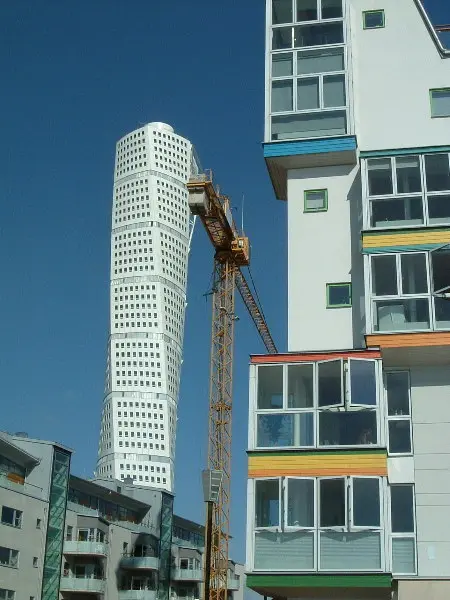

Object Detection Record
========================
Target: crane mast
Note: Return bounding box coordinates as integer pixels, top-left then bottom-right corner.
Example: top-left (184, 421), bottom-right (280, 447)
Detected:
top-left (187, 173), bottom-right (277, 600)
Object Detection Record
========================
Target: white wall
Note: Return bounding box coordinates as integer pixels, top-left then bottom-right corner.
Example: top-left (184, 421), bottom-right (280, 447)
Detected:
top-left (351, 0), bottom-right (450, 151)
top-left (287, 164), bottom-right (363, 351)
top-left (411, 366), bottom-right (450, 577)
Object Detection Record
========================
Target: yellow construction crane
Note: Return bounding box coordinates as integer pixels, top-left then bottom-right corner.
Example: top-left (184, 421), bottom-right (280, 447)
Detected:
top-left (187, 172), bottom-right (277, 600)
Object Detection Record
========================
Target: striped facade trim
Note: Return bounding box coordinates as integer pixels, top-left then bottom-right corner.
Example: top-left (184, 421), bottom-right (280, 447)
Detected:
top-left (360, 145), bottom-right (450, 158)
top-left (366, 332), bottom-right (450, 349)
top-left (362, 227), bottom-right (450, 254)
top-left (250, 349), bottom-right (381, 364)
top-left (248, 450), bottom-right (387, 478)
top-left (263, 136), bottom-right (357, 158)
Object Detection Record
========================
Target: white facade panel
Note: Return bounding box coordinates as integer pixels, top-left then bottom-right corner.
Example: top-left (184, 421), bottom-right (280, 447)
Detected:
top-left (287, 164), bottom-right (362, 351)
top-left (387, 457), bottom-right (415, 484)
top-left (417, 541), bottom-right (450, 577)
top-left (96, 123), bottom-right (198, 492)
top-left (351, 0), bottom-right (450, 151)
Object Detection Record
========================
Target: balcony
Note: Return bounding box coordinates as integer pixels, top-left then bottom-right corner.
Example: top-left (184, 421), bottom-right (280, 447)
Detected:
top-left (60, 576), bottom-right (105, 594)
top-left (227, 576), bottom-right (240, 591)
top-left (171, 568), bottom-right (203, 581)
top-left (120, 555), bottom-right (160, 571)
top-left (64, 541), bottom-right (108, 556)
top-left (119, 591), bottom-right (157, 600)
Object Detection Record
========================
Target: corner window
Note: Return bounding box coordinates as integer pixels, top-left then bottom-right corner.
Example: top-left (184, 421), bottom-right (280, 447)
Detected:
top-left (363, 10), bottom-right (385, 30)
top-left (430, 89), bottom-right (450, 118)
top-left (326, 282), bottom-right (351, 308)
top-left (304, 189), bottom-right (328, 212)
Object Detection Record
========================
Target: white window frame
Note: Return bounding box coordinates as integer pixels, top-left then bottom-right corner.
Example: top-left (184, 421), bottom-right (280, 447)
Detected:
top-left (347, 358), bottom-right (379, 407)
top-left (317, 358), bottom-right (345, 409)
top-left (350, 476), bottom-right (381, 531)
top-left (284, 476), bottom-right (316, 530)
top-left (384, 370), bottom-right (413, 457)
top-left (389, 484), bottom-right (417, 575)
top-left (318, 476), bottom-right (347, 531)
top-left (254, 478), bottom-right (282, 532)
top-left (369, 251), bottom-right (435, 334)
top-left (362, 153), bottom-right (450, 230)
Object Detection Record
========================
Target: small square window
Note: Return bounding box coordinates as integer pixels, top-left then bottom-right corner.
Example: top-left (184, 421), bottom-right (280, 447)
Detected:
top-left (304, 189), bottom-right (328, 212)
top-left (363, 10), bottom-right (385, 29)
top-left (326, 283), bottom-right (352, 308)
top-left (430, 89), bottom-right (450, 118)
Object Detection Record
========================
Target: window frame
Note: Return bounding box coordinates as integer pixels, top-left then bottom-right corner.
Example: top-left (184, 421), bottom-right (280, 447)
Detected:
top-left (254, 360), bottom-right (382, 450)
top-left (389, 484), bottom-right (417, 575)
top-left (430, 88), bottom-right (450, 119)
top-left (350, 476), bottom-right (381, 530)
top-left (384, 370), bottom-right (413, 457)
top-left (369, 251), bottom-right (450, 334)
top-left (347, 358), bottom-right (378, 407)
top-left (284, 476), bottom-right (316, 530)
top-left (1, 506), bottom-right (22, 529)
top-left (362, 9), bottom-right (385, 30)
top-left (326, 282), bottom-right (352, 308)
top-left (363, 153), bottom-right (450, 230)
top-left (254, 478), bottom-right (282, 531)
top-left (304, 188), bottom-right (328, 212)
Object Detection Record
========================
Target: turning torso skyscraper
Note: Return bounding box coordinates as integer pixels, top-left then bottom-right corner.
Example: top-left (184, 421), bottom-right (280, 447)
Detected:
top-left (96, 122), bottom-right (199, 492)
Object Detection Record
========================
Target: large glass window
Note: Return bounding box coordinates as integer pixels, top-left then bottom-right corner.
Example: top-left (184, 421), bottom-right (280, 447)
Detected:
top-left (273, 0), bottom-right (293, 24)
top-left (366, 154), bottom-right (450, 228)
top-left (254, 476), bottom-right (383, 572)
top-left (297, 47), bottom-right (344, 74)
top-left (272, 79), bottom-right (293, 112)
top-left (371, 253), bottom-right (432, 332)
top-left (255, 360), bottom-right (379, 449)
top-left (272, 52), bottom-right (293, 77)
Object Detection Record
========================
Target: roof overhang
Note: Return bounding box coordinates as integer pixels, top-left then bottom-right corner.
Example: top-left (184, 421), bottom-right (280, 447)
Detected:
top-left (264, 136), bottom-right (357, 201)
top-left (365, 332), bottom-right (450, 366)
top-left (0, 432), bottom-right (40, 469)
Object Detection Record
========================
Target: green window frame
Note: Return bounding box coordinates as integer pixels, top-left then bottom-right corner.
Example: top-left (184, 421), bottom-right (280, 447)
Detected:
top-left (304, 189), bottom-right (328, 212)
top-left (430, 88), bottom-right (450, 118)
top-left (363, 10), bottom-right (385, 30)
top-left (326, 283), bottom-right (352, 308)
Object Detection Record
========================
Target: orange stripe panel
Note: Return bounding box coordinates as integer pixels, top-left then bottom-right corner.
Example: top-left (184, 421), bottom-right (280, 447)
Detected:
top-left (366, 332), bottom-right (450, 348)
top-left (251, 350), bottom-right (381, 364)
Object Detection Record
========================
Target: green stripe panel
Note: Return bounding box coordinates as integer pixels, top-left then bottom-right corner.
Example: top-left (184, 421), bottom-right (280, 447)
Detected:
top-left (247, 449), bottom-right (387, 457)
top-left (246, 574), bottom-right (392, 589)
top-left (363, 243), bottom-right (444, 254)
top-left (360, 145), bottom-right (450, 158)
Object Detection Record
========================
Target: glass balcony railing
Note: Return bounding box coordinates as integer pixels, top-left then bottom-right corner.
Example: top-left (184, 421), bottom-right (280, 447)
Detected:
top-left (119, 590), bottom-right (157, 600)
top-left (60, 576), bottom-right (105, 594)
top-left (171, 568), bottom-right (203, 581)
top-left (120, 555), bottom-right (160, 570)
top-left (63, 540), bottom-right (108, 556)
top-left (227, 575), bottom-right (240, 591)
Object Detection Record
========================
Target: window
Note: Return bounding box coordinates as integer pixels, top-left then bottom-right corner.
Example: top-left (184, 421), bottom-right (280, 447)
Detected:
top-left (371, 253), bottom-right (431, 332)
top-left (256, 359), bottom-right (379, 449)
top-left (36, 519), bottom-right (41, 529)
top-left (326, 283), bottom-right (351, 308)
top-left (363, 10), bottom-right (385, 29)
top-left (366, 154), bottom-right (450, 228)
top-left (386, 372), bottom-right (412, 454)
top-left (304, 189), bottom-right (328, 212)
top-left (272, 0), bottom-right (292, 24)
top-left (1, 507), bottom-right (22, 528)
top-left (0, 547), bottom-right (19, 568)
top-left (390, 485), bottom-right (416, 574)
top-left (33, 557), bottom-right (38, 568)
top-left (254, 476), bottom-right (383, 572)
top-left (0, 590), bottom-right (15, 600)
top-left (430, 89), bottom-right (450, 118)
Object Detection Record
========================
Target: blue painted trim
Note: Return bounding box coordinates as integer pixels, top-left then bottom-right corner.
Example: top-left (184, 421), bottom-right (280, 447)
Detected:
top-left (363, 244), bottom-right (444, 254)
top-left (264, 136), bottom-right (357, 159)
top-left (360, 145), bottom-right (450, 158)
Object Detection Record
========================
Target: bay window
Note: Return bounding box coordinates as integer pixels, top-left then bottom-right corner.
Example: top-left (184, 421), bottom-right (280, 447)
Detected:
top-left (254, 476), bottom-right (384, 571)
top-left (370, 251), bottom-right (450, 332)
top-left (365, 153), bottom-right (450, 228)
top-left (270, 0), bottom-right (347, 140)
top-left (255, 359), bottom-right (380, 449)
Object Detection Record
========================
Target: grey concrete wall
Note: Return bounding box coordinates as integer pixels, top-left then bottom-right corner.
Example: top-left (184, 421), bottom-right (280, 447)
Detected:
top-left (0, 484), bottom-right (48, 600)
top-left (411, 366), bottom-right (450, 577)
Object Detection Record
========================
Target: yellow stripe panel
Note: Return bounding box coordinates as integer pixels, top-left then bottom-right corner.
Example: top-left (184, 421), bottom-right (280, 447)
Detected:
top-left (248, 453), bottom-right (387, 478)
top-left (362, 230), bottom-right (450, 248)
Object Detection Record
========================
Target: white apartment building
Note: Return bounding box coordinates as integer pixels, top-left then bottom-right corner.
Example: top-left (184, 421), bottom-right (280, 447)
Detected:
top-left (246, 2), bottom-right (450, 600)
top-left (96, 122), bottom-right (199, 492)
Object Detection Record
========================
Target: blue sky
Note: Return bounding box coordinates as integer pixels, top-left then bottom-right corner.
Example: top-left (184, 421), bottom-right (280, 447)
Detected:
top-left (0, 0), bottom-right (448, 570)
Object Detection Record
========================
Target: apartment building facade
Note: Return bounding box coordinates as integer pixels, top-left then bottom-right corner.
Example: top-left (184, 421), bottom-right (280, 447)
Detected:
top-left (97, 122), bottom-right (200, 492)
top-left (0, 432), bottom-right (243, 600)
top-left (246, 1), bottom-right (450, 599)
